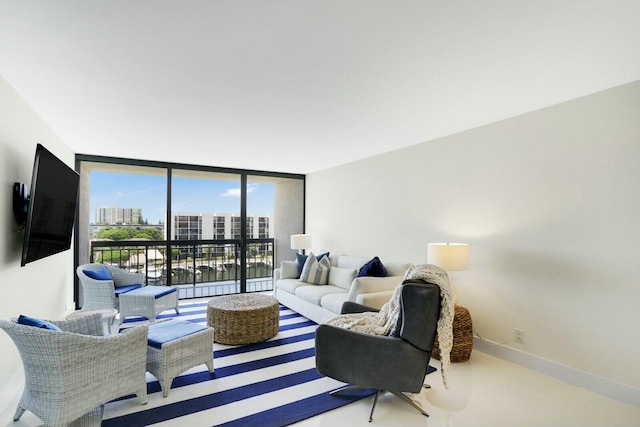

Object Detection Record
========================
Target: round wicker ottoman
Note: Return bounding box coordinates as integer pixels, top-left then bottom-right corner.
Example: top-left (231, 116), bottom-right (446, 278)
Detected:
top-left (432, 305), bottom-right (473, 363)
top-left (207, 294), bottom-right (279, 345)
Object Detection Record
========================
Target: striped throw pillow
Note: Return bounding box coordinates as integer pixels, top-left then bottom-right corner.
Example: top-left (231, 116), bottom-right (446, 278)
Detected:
top-left (300, 253), bottom-right (331, 285)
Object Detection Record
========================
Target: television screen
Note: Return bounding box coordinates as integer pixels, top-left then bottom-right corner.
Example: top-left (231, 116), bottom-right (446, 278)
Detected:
top-left (21, 144), bottom-right (80, 266)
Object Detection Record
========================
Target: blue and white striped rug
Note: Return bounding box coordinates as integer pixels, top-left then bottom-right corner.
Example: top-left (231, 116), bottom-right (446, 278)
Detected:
top-left (101, 299), bottom-right (376, 427)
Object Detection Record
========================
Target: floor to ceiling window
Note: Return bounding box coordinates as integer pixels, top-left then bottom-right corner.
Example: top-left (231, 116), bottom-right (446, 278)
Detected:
top-left (169, 169), bottom-right (245, 297)
top-left (75, 156), bottom-right (304, 307)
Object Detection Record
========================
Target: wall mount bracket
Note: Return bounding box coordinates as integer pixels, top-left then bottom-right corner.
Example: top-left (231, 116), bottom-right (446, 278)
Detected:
top-left (13, 182), bottom-right (29, 226)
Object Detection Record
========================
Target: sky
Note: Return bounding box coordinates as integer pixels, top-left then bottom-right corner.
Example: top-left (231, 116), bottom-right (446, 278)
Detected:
top-left (90, 172), bottom-right (274, 224)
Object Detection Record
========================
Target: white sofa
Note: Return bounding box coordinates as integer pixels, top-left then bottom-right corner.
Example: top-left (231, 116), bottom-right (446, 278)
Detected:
top-left (273, 255), bottom-right (412, 324)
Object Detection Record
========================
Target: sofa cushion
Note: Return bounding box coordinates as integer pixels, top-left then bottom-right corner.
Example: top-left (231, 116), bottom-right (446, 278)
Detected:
top-left (276, 278), bottom-right (307, 295)
top-left (82, 266), bottom-right (113, 281)
top-left (358, 256), bottom-right (387, 277)
top-left (280, 260), bottom-right (299, 279)
top-left (295, 284), bottom-right (346, 306)
top-left (320, 292), bottom-right (349, 314)
top-left (384, 261), bottom-right (413, 277)
top-left (328, 267), bottom-right (357, 290)
top-left (300, 253), bottom-right (331, 285)
top-left (336, 255), bottom-right (367, 270)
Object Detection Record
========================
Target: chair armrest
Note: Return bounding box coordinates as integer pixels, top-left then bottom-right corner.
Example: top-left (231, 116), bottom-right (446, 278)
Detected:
top-left (65, 325), bottom-right (150, 403)
top-left (108, 266), bottom-right (145, 286)
top-left (273, 268), bottom-right (281, 282)
top-left (78, 278), bottom-right (118, 309)
top-left (315, 324), bottom-right (429, 392)
top-left (340, 301), bottom-right (379, 314)
top-left (53, 313), bottom-right (104, 336)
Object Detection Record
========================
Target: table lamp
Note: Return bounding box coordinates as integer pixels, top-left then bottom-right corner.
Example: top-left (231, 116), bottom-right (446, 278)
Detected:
top-left (290, 234), bottom-right (312, 255)
top-left (427, 242), bottom-right (473, 362)
top-left (427, 242), bottom-right (469, 273)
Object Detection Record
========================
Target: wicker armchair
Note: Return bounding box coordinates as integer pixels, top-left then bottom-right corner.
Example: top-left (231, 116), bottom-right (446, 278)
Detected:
top-left (0, 314), bottom-right (148, 427)
top-left (77, 263), bottom-right (146, 310)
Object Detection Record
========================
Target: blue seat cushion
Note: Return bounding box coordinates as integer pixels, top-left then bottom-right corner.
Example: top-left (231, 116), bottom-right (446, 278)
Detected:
top-left (114, 284), bottom-right (143, 296)
top-left (147, 319), bottom-right (209, 348)
top-left (18, 314), bottom-right (62, 331)
top-left (83, 266), bottom-right (113, 281)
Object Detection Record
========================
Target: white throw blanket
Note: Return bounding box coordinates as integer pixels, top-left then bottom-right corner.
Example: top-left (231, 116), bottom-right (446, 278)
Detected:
top-left (324, 263), bottom-right (454, 388)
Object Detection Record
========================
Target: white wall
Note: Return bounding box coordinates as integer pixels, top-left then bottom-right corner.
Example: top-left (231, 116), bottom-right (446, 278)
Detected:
top-left (0, 75), bottom-right (76, 401)
top-left (306, 81), bottom-right (640, 399)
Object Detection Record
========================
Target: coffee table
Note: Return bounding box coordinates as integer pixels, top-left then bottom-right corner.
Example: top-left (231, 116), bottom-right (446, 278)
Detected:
top-left (207, 294), bottom-right (279, 345)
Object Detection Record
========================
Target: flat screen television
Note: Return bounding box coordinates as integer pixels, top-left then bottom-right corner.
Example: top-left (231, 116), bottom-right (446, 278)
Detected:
top-left (19, 144), bottom-right (80, 266)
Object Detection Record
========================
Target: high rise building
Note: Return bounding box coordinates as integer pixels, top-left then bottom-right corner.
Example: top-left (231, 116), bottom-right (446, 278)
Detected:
top-left (171, 213), bottom-right (272, 240)
top-left (95, 206), bottom-right (143, 225)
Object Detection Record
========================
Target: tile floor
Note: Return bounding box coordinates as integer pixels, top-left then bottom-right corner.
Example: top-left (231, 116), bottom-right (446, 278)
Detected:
top-left (293, 351), bottom-right (640, 427)
top-left (3, 350), bottom-right (638, 427)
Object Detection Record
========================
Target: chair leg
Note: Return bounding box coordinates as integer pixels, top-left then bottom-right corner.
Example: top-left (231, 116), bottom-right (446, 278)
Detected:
top-left (390, 390), bottom-right (429, 417)
top-left (330, 386), bottom-right (382, 423)
top-left (329, 384), bottom-right (366, 396)
top-left (69, 405), bottom-right (104, 427)
top-left (160, 378), bottom-right (172, 398)
top-left (137, 386), bottom-right (148, 404)
top-left (369, 390), bottom-right (381, 422)
top-left (13, 406), bottom-right (25, 421)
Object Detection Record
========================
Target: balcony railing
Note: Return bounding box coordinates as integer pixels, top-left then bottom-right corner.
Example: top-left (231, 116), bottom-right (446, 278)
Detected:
top-left (89, 238), bottom-right (275, 299)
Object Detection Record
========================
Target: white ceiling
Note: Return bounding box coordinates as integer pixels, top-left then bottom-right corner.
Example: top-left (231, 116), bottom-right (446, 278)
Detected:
top-left (1, 1), bottom-right (638, 174)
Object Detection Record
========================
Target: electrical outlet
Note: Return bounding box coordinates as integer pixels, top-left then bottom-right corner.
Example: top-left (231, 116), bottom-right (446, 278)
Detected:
top-left (514, 328), bottom-right (525, 344)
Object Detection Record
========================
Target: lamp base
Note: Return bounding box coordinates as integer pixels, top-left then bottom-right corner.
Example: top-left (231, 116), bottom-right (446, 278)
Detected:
top-left (432, 305), bottom-right (473, 363)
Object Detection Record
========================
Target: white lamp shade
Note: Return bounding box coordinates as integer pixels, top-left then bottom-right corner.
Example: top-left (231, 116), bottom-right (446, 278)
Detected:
top-left (290, 234), bottom-right (312, 250)
top-left (427, 243), bottom-right (469, 271)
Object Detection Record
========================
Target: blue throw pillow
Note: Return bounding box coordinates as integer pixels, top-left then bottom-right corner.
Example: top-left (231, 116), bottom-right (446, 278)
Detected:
top-left (17, 315), bottom-right (62, 331)
top-left (358, 256), bottom-right (387, 277)
top-left (296, 251), bottom-right (329, 278)
top-left (83, 266), bottom-right (113, 281)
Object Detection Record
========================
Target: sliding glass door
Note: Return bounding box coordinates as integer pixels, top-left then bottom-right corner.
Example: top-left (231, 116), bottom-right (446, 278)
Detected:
top-left (170, 169), bottom-right (243, 297)
top-left (75, 156), bottom-right (304, 305)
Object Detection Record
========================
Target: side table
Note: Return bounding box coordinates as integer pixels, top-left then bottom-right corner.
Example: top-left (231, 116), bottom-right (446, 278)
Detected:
top-left (432, 305), bottom-right (473, 362)
top-left (66, 308), bottom-right (118, 335)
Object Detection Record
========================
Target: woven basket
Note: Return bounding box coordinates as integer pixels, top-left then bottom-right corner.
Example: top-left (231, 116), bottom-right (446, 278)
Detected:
top-left (432, 305), bottom-right (473, 363)
top-left (207, 294), bottom-right (279, 345)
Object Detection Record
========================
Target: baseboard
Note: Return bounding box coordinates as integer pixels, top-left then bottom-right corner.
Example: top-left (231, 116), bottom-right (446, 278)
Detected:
top-left (474, 337), bottom-right (640, 408)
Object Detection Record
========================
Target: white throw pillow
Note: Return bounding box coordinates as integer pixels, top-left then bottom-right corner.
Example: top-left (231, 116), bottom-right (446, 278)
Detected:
top-left (300, 253), bottom-right (331, 285)
top-left (280, 260), bottom-right (299, 279)
top-left (328, 267), bottom-right (357, 290)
